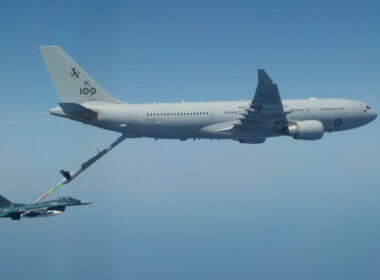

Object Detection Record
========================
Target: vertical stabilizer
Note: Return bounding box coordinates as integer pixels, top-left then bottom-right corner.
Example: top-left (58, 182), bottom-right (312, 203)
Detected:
top-left (0, 195), bottom-right (12, 207)
top-left (39, 46), bottom-right (123, 104)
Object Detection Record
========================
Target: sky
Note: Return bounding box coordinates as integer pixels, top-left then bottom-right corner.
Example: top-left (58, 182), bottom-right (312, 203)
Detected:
top-left (0, 0), bottom-right (380, 279)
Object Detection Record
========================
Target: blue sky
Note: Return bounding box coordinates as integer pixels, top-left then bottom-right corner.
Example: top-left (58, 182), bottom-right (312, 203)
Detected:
top-left (0, 0), bottom-right (380, 279)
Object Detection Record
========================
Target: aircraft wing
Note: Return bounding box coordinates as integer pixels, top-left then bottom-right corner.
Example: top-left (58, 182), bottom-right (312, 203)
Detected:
top-left (4, 205), bottom-right (48, 214)
top-left (0, 207), bottom-right (27, 219)
top-left (234, 69), bottom-right (288, 130)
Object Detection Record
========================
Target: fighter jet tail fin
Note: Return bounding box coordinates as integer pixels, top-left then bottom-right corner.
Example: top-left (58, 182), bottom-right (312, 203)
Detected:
top-left (0, 195), bottom-right (13, 207)
top-left (39, 46), bottom-right (124, 105)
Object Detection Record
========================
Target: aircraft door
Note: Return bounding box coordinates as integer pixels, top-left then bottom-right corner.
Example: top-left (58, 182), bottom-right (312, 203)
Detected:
top-left (128, 106), bottom-right (137, 123)
top-left (307, 101), bottom-right (319, 119)
top-left (138, 110), bottom-right (160, 138)
top-left (333, 106), bottom-right (348, 130)
top-left (209, 102), bottom-right (218, 122)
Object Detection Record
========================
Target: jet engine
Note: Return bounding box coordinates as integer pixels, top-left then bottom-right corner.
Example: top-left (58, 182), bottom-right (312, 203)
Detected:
top-left (286, 120), bottom-right (324, 140)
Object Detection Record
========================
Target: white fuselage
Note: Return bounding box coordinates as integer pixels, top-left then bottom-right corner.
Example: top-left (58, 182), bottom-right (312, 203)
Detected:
top-left (51, 98), bottom-right (377, 141)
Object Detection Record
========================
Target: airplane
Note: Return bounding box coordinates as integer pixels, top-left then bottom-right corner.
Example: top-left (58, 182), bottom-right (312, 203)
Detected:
top-left (40, 46), bottom-right (377, 144)
top-left (0, 195), bottom-right (92, 220)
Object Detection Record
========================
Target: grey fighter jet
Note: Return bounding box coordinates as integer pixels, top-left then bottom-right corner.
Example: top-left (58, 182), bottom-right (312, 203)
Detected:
top-left (0, 195), bottom-right (92, 220)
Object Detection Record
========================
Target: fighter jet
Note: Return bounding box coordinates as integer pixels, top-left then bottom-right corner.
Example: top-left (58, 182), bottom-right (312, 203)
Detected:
top-left (0, 195), bottom-right (92, 220)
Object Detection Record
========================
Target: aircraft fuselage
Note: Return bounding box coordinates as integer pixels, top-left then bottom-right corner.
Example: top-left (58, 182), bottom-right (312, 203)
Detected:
top-left (50, 98), bottom-right (377, 141)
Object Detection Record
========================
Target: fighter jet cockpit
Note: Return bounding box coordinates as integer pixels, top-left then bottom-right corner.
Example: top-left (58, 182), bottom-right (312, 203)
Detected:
top-left (59, 196), bottom-right (74, 202)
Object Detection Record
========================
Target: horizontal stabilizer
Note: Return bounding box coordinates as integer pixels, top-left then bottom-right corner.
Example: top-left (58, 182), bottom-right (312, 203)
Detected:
top-left (59, 103), bottom-right (97, 118)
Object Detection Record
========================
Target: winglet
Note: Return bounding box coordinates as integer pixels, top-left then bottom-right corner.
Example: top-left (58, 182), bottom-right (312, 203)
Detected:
top-left (252, 69), bottom-right (283, 107)
top-left (258, 69), bottom-right (274, 84)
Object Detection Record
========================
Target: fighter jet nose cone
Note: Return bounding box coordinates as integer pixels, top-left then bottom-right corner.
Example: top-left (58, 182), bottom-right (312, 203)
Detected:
top-left (80, 200), bottom-right (93, 205)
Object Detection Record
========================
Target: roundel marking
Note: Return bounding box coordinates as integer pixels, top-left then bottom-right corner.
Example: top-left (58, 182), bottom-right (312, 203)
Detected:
top-left (334, 118), bottom-right (343, 126)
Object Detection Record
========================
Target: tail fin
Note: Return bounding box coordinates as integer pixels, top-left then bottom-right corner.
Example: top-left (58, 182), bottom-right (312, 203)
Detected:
top-left (0, 195), bottom-right (12, 207)
top-left (39, 46), bottom-right (123, 104)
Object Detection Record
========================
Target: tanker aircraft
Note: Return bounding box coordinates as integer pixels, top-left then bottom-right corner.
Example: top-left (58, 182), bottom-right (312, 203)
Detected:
top-left (40, 46), bottom-right (377, 143)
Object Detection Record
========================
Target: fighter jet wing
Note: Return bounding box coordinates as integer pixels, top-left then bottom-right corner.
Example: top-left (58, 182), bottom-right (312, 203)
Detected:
top-left (234, 69), bottom-right (288, 130)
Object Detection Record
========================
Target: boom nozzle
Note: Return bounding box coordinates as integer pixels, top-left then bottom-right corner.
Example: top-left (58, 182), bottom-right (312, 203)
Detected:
top-left (35, 133), bottom-right (128, 203)
top-left (59, 170), bottom-right (72, 180)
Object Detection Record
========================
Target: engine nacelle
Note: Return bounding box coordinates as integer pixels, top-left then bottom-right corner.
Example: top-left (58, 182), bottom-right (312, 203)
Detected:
top-left (287, 120), bottom-right (324, 140)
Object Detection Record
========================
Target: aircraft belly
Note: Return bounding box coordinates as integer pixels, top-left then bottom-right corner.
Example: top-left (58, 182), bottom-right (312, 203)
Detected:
top-left (132, 118), bottom-right (281, 139)
top-left (154, 123), bottom-right (204, 139)
top-left (22, 210), bottom-right (63, 218)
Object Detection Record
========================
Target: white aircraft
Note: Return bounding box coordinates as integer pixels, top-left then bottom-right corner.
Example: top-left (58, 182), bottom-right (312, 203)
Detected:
top-left (40, 46), bottom-right (377, 144)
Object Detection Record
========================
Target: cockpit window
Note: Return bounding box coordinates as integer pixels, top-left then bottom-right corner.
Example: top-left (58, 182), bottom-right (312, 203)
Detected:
top-left (366, 105), bottom-right (371, 110)
top-left (59, 196), bottom-right (73, 201)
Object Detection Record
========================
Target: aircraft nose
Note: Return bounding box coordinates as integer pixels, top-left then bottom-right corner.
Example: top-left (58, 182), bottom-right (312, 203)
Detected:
top-left (369, 109), bottom-right (377, 122)
top-left (373, 110), bottom-right (377, 120)
top-left (80, 200), bottom-right (93, 205)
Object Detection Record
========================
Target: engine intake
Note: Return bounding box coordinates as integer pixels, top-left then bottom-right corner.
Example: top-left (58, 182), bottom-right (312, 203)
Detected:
top-left (287, 120), bottom-right (324, 140)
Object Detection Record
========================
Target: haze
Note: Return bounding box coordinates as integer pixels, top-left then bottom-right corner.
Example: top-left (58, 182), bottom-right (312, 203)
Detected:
top-left (0, 1), bottom-right (379, 279)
